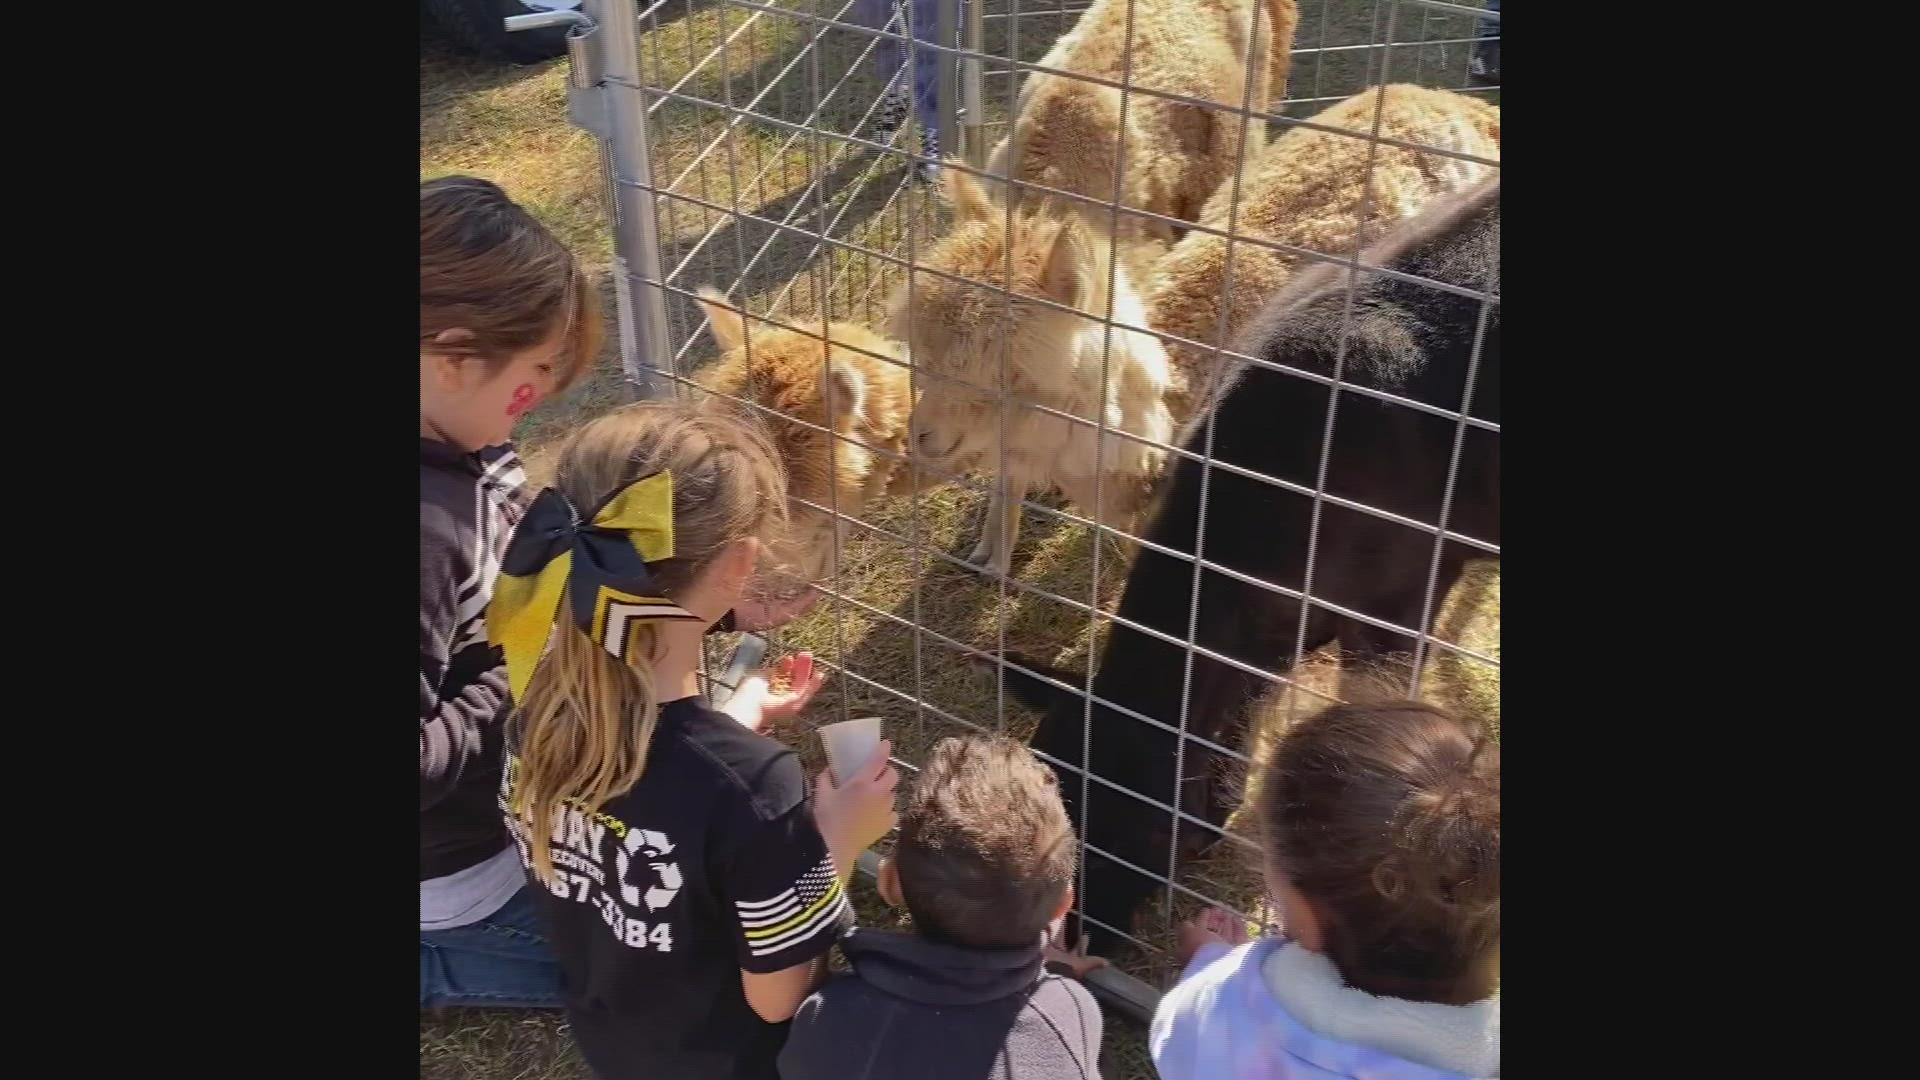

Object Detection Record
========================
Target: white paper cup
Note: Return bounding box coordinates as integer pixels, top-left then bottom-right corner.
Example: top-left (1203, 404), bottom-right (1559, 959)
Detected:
top-left (819, 717), bottom-right (883, 786)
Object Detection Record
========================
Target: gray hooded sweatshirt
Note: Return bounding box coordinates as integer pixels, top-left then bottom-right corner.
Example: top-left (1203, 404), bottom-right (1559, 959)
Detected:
top-left (779, 928), bottom-right (1101, 1080)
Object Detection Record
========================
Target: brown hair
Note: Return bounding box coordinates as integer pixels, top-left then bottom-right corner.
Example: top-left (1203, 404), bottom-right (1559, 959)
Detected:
top-left (1260, 701), bottom-right (1499, 1005)
top-left (421, 175), bottom-right (600, 391)
top-left (510, 400), bottom-right (789, 885)
top-left (894, 735), bottom-right (1077, 948)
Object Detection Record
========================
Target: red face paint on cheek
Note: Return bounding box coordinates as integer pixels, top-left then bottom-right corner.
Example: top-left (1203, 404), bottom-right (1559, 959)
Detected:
top-left (505, 383), bottom-right (537, 419)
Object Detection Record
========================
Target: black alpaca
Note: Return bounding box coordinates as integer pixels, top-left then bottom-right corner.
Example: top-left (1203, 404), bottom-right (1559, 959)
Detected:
top-left (1003, 179), bottom-right (1501, 955)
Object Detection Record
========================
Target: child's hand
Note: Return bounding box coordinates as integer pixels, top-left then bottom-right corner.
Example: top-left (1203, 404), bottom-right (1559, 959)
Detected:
top-left (720, 653), bottom-right (826, 733)
top-left (1043, 937), bottom-right (1109, 981)
top-left (761, 653), bottom-right (825, 723)
top-left (812, 740), bottom-right (899, 856)
top-left (1175, 907), bottom-right (1248, 967)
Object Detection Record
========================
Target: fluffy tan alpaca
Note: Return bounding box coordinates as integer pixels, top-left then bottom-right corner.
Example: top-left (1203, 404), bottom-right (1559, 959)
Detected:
top-left (1146, 84), bottom-right (1501, 418)
top-left (690, 289), bottom-right (913, 584)
top-left (896, 0), bottom-right (1297, 574)
top-left (984, 0), bottom-right (1300, 246)
top-left (888, 172), bottom-right (1174, 577)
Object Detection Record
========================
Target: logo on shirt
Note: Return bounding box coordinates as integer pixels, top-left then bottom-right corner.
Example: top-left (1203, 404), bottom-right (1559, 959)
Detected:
top-left (501, 759), bottom-right (680, 953)
top-left (614, 827), bottom-right (682, 912)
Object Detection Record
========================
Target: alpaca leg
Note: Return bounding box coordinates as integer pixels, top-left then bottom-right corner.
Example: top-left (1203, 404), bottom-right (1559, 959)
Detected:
top-left (969, 467), bottom-right (1026, 577)
top-left (967, 481), bottom-right (1004, 569)
top-left (999, 477), bottom-right (1028, 576)
top-left (965, 444), bottom-right (1010, 571)
top-left (1065, 468), bottom-right (1138, 538)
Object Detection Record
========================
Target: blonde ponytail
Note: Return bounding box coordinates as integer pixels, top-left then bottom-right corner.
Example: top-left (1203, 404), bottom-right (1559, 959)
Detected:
top-left (505, 399), bottom-right (790, 886)
top-left (516, 620), bottom-right (662, 886)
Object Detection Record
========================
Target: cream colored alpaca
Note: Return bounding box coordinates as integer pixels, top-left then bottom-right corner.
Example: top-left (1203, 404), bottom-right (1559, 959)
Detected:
top-left (888, 173), bottom-right (1174, 577)
top-left (1146, 84), bottom-right (1501, 419)
top-left (983, 0), bottom-right (1300, 248)
top-left (898, 0), bottom-right (1297, 574)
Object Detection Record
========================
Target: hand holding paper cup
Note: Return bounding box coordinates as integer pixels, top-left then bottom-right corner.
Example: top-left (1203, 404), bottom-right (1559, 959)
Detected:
top-left (812, 731), bottom-right (899, 863)
top-left (819, 717), bottom-right (883, 786)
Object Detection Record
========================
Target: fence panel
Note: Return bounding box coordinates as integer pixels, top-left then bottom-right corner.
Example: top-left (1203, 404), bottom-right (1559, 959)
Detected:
top-left (540, 0), bottom-right (1500, 1018)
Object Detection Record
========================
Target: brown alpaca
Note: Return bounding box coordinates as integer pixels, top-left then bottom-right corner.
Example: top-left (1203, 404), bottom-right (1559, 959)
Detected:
top-left (888, 172), bottom-right (1175, 578)
top-left (985, 0), bottom-right (1300, 245)
top-left (1146, 84), bottom-right (1501, 419)
top-left (690, 289), bottom-right (913, 583)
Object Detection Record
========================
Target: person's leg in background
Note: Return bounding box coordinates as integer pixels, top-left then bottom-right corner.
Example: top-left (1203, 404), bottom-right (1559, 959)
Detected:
top-left (907, 0), bottom-right (946, 180)
top-left (1469, 0), bottom-right (1500, 85)
top-left (420, 885), bottom-right (565, 1010)
top-left (860, 0), bottom-right (914, 136)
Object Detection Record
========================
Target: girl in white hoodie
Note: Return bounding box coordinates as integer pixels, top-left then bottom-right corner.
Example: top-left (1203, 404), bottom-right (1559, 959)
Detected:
top-left (1152, 701), bottom-right (1500, 1080)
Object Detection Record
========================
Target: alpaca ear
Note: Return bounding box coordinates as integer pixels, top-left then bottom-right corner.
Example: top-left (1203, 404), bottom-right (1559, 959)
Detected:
top-left (825, 357), bottom-right (866, 428)
top-left (1035, 218), bottom-right (1091, 310)
top-left (695, 286), bottom-right (745, 351)
top-left (941, 161), bottom-right (994, 224)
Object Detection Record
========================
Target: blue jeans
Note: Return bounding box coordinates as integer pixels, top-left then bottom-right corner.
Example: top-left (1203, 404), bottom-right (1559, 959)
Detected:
top-left (420, 884), bottom-right (565, 1009)
top-left (857, 0), bottom-right (945, 139)
top-left (1473, 0), bottom-right (1500, 77)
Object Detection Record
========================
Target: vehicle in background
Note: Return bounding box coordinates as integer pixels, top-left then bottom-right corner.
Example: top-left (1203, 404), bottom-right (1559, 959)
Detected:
top-left (423, 0), bottom-right (580, 64)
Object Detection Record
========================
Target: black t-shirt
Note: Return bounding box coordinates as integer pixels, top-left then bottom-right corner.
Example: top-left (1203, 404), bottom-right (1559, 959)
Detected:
top-left (504, 697), bottom-right (852, 1080)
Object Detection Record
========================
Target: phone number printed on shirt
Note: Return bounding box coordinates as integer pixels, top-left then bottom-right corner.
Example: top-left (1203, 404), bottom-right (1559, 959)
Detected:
top-left (514, 798), bottom-right (683, 953)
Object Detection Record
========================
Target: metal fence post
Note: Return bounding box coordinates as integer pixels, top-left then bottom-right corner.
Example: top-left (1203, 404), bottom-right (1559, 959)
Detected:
top-left (937, 0), bottom-right (960, 169)
top-left (572, 0), bottom-right (674, 400)
top-left (961, 0), bottom-right (985, 167)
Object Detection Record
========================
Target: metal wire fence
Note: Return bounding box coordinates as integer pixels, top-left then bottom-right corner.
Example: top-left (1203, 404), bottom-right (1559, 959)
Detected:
top-left (535, 0), bottom-right (1499, 1016)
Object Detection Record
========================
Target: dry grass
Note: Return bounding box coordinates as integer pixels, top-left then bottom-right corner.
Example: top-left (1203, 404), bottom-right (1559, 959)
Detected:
top-left (420, 50), bottom-right (610, 263)
top-left (422, 2), bottom-right (1497, 1077)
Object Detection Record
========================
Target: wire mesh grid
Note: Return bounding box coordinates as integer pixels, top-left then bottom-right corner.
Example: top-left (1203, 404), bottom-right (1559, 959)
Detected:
top-left (607, 0), bottom-right (1499, 991)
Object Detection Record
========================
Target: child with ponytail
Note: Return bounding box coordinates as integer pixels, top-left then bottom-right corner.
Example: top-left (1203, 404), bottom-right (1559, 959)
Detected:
top-left (492, 400), bottom-right (899, 1080)
top-left (1151, 702), bottom-right (1501, 1080)
top-left (418, 176), bottom-right (811, 1012)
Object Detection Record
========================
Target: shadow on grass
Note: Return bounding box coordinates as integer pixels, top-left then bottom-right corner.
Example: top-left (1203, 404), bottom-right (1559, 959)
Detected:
top-left (656, 141), bottom-right (920, 328)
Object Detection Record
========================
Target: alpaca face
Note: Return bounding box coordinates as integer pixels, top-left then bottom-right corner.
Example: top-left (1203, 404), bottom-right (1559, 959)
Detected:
top-left (691, 289), bottom-right (910, 583)
top-left (888, 169), bottom-right (1101, 474)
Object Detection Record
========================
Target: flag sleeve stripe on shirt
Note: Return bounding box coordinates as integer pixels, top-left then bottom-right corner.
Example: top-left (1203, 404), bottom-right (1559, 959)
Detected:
top-left (735, 856), bottom-right (846, 959)
top-left (740, 876), bottom-right (843, 940)
top-left (733, 883), bottom-right (794, 907)
top-left (740, 906), bottom-right (808, 930)
top-left (733, 857), bottom-right (835, 930)
top-left (747, 891), bottom-right (850, 957)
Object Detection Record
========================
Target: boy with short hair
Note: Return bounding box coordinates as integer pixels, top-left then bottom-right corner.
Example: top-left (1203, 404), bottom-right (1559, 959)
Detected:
top-left (778, 735), bottom-right (1102, 1080)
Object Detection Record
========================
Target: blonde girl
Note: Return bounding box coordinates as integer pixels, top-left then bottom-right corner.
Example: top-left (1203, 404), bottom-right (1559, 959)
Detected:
top-left (492, 400), bottom-right (898, 1080)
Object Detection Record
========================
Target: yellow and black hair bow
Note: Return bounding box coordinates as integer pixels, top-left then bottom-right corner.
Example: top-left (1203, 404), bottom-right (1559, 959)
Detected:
top-left (488, 471), bottom-right (702, 701)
